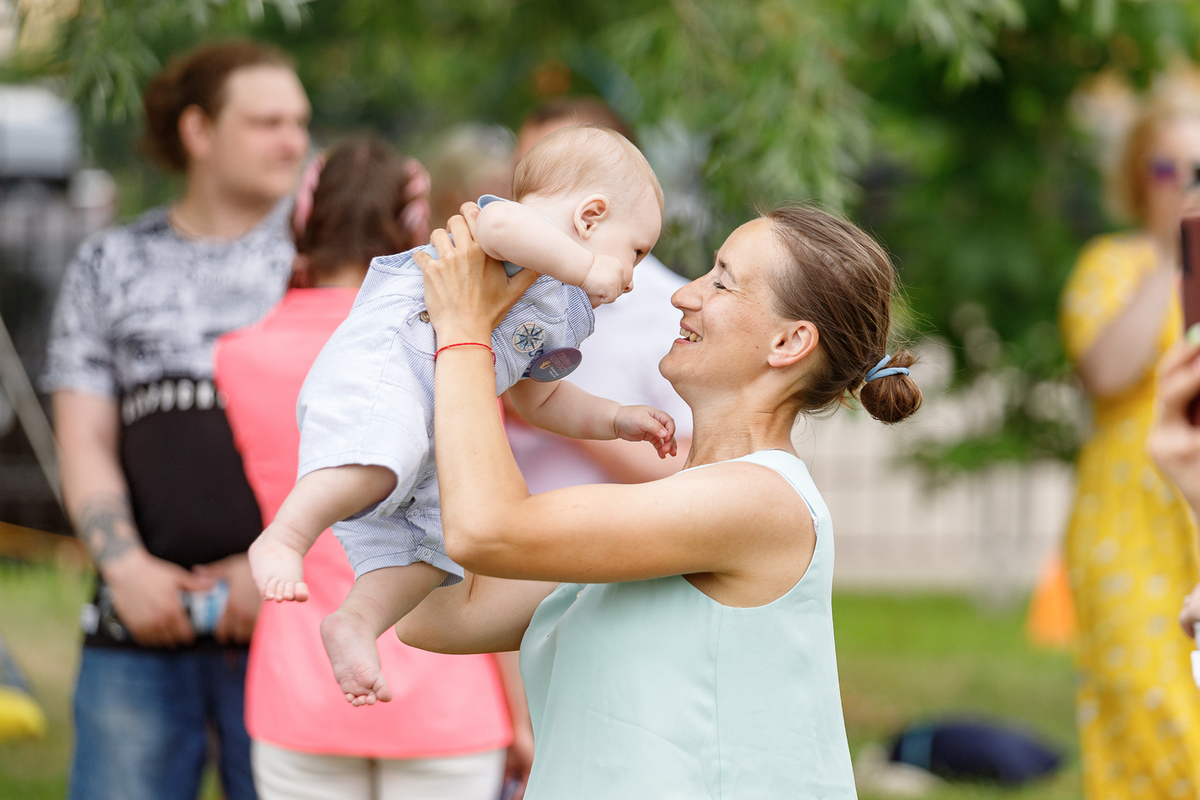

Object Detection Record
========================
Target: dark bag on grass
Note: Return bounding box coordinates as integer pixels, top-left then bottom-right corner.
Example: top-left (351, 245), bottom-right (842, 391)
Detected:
top-left (888, 718), bottom-right (1061, 785)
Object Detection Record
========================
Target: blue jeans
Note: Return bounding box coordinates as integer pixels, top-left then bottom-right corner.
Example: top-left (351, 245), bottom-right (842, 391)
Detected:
top-left (69, 646), bottom-right (256, 800)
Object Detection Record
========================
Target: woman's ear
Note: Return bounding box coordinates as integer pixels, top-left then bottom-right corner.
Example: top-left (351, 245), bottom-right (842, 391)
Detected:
top-left (573, 194), bottom-right (610, 239)
top-left (768, 320), bottom-right (818, 368)
top-left (177, 105), bottom-right (212, 165)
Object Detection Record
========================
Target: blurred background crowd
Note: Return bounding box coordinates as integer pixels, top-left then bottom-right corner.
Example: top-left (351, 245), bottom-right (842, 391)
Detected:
top-left (4, 0), bottom-right (1200, 799)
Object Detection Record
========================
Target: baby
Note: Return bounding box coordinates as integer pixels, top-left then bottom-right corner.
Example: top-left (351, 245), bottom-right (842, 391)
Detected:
top-left (249, 124), bottom-right (675, 705)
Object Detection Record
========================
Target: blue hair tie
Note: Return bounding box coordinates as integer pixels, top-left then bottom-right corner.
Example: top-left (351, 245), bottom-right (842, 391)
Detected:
top-left (864, 354), bottom-right (909, 383)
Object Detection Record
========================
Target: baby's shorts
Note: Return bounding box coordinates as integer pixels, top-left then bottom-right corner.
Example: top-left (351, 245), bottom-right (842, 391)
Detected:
top-left (332, 473), bottom-right (462, 586)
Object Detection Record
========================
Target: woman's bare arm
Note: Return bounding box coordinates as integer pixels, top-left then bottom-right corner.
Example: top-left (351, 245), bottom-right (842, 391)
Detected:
top-left (442, 453), bottom-right (809, 586)
top-left (1077, 266), bottom-right (1175, 398)
top-left (394, 571), bottom-right (556, 654)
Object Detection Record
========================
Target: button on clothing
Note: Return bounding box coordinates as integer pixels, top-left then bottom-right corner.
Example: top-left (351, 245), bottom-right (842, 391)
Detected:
top-left (296, 246), bottom-right (593, 582)
top-left (518, 449), bottom-right (857, 799)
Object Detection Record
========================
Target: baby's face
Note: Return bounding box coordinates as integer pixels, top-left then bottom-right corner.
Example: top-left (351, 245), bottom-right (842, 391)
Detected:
top-left (581, 188), bottom-right (663, 292)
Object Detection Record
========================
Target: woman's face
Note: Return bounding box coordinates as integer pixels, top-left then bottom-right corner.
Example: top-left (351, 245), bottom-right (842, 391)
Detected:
top-left (1144, 116), bottom-right (1200, 241)
top-left (188, 65), bottom-right (311, 205)
top-left (660, 217), bottom-right (790, 392)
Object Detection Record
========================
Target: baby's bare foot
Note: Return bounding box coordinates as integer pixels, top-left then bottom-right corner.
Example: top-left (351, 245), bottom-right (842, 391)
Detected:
top-left (320, 609), bottom-right (392, 706)
top-left (249, 533), bottom-right (309, 602)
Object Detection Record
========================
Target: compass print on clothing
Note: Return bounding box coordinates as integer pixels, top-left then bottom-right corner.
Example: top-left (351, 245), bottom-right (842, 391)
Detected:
top-left (512, 322), bottom-right (546, 354)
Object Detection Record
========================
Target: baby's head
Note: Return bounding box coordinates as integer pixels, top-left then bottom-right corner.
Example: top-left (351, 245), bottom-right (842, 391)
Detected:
top-left (513, 124), bottom-right (664, 287)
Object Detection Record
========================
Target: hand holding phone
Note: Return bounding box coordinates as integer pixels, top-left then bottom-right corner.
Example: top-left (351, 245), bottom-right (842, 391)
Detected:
top-left (1179, 214), bottom-right (1200, 424)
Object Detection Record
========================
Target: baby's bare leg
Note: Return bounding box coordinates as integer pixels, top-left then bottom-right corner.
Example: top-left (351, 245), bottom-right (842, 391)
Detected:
top-left (250, 465), bottom-right (397, 603)
top-left (320, 562), bottom-right (447, 706)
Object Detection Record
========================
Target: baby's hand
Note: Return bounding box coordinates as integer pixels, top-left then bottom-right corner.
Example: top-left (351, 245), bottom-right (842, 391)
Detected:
top-left (613, 405), bottom-right (678, 459)
top-left (581, 255), bottom-right (630, 306)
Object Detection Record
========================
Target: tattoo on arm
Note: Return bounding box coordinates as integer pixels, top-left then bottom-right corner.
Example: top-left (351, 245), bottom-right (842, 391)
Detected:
top-left (75, 496), bottom-right (141, 566)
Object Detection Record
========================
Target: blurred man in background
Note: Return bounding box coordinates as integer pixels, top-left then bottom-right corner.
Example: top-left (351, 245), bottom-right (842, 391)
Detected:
top-left (44, 41), bottom-right (309, 800)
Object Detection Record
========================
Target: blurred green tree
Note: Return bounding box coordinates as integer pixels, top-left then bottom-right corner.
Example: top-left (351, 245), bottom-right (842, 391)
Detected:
top-left (857, 0), bottom-right (1200, 473)
top-left (13, 0), bottom-right (1029, 218)
top-left (14, 0), bottom-right (1200, 470)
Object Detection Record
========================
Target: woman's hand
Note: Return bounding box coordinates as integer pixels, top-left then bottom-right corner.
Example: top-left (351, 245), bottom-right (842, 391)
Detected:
top-left (412, 207), bottom-right (538, 345)
top-left (1180, 582), bottom-right (1200, 639)
top-left (1149, 326), bottom-right (1200, 512)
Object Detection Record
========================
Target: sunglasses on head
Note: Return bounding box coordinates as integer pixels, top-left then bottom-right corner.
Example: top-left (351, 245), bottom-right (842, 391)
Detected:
top-left (1150, 157), bottom-right (1200, 189)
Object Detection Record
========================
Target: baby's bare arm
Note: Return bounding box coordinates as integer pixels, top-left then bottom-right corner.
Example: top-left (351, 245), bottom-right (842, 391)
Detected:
top-left (509, 379), bottom-right (620, 441)
top-left (474, 200), bottom-right (595, 285)
top-left (269, 464), bottom-right (398, 554)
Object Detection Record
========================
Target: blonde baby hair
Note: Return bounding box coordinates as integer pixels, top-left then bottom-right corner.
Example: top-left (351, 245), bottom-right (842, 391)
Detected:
top-left (512, 123), bottom-right (664, 216)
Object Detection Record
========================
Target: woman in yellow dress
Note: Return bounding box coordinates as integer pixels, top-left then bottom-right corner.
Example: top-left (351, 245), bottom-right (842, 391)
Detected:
top-left (1060, 84), bottom-right (1200, 799)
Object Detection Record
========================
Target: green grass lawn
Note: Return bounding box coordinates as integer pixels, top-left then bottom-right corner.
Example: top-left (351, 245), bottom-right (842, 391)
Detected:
top-left (835, 593), bottom-right (1080, 799)
top-left (0, 562), bottom-right (1080, 798)
top-left (0, 560), bottom-right (88, 799)
top-left (0, 561), bottom-right (223, 799)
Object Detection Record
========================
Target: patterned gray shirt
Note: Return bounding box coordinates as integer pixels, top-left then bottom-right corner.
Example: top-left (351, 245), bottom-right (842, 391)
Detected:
top-left (42, 203), bottom-right (294, 397)
top-left (41, 203), bottom-right (295, 650)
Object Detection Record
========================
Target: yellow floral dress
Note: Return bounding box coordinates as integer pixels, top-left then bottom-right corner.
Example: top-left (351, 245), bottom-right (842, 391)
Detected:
top-left (1061, 233), bottom-right (1200, 800)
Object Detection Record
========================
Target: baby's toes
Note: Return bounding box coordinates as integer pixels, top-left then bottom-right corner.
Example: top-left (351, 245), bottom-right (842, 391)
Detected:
top-left (348, 691), bottom-right (376, 707)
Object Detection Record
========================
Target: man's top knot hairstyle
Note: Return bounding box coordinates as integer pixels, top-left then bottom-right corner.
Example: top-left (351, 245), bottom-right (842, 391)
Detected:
top-left (142, 39), bottom-right (294, 173)
top-left (512, 123), bottom-right (664, 216)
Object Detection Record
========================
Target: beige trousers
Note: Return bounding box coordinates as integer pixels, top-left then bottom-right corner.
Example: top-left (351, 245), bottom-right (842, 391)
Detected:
top-left (251, 739), bottom-right (507, 800)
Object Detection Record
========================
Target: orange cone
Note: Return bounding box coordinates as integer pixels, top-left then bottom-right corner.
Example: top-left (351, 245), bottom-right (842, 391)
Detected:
top-left (1026, 553), bottom-right (1076, 649)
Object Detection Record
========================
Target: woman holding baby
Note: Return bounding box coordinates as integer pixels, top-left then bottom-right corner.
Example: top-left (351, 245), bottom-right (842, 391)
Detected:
top-left (399, 201), bottom-right (922, 797)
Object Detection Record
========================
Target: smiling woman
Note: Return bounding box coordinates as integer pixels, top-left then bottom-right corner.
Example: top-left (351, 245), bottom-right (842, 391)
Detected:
top-left (397, 203), bottom-right (922, 798)
top-left (42, 40), bottom-right (308, 800)
top-left (1059, 80), bottom-right (1200, 799)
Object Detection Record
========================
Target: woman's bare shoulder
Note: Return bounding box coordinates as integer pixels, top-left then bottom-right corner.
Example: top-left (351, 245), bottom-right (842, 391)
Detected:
top-left (666, 458), bottom-right (818, 606)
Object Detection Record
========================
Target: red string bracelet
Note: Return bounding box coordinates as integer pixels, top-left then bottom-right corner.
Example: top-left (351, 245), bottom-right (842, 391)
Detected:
top-left (434, 342), bottom-right (495, 364)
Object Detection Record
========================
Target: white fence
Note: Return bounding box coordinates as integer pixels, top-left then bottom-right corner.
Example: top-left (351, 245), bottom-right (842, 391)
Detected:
top-left (793, 350), bottom-right (1077, 596)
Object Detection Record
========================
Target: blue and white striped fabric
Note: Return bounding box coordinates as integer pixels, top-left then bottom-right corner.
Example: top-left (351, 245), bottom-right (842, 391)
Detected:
top-left (296, 243), bottom-right (594, 583)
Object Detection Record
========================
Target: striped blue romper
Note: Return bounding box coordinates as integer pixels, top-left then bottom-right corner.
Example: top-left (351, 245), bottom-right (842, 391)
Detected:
top-left (296, 237), bottom-right (594, 585)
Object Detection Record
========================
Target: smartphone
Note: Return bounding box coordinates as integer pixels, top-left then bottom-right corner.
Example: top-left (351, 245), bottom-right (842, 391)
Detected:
top-left (1180, 213), bottom-right (1200, 423)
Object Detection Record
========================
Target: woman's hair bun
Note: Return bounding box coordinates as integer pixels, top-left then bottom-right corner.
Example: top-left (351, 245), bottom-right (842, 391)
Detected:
top-left (857, 350), bottom-right (923, 424)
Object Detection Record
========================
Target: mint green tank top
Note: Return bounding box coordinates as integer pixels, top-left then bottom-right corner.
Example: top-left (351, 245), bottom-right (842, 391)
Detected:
top-left (518, 449), bottom-right (857, 799)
